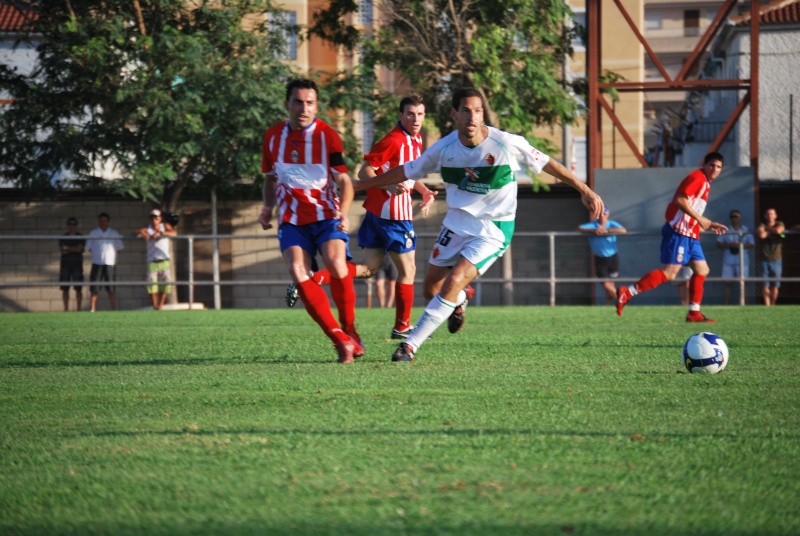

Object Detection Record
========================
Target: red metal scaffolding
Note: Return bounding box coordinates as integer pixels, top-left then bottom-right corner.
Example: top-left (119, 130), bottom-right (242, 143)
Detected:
top-left (586, 0), bottom-right (762, 209)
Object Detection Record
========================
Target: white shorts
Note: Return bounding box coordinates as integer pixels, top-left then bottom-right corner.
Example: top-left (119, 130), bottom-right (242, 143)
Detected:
top-left (721, 263), bottom-right (749, 278)
top-left (428, 218), bottom-right (514, 276)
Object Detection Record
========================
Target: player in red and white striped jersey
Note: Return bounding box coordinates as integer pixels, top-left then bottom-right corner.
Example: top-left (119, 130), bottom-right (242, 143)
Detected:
top-left (294, 95), bottom-right (437, 340)
top-left (616, 152), bottom-right (729, 323)
top-left (356, 95), bottom-right (437, 338)
top-left (259, 78), bottom-right (363, 363)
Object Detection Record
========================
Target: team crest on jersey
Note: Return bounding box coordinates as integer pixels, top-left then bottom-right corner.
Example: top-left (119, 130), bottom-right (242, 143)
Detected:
top-left (485, 154), bottom-right (495, 165)
top-left (432, 246), bottom-right (440, 259)
top-left (290, 150), bottom-right (299, 163)
top-left (531, 148), bottom-right (542, 162)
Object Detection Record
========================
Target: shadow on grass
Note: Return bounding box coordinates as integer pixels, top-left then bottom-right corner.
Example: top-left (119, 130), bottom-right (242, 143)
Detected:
top-left (0, 520), bottom-right (728, 536)
top-left (70, 426), bottom-right (800, 441)
top-left (0, 355), bottom-right (337, 368)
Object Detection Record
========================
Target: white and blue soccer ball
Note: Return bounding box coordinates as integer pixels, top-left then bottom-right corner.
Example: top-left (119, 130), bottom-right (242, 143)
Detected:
top-left (683, 332), bottom-right (729, 374)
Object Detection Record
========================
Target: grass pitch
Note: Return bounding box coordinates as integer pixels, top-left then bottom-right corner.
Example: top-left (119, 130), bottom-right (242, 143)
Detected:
top-left (1, 305), bottom-right (799, 535)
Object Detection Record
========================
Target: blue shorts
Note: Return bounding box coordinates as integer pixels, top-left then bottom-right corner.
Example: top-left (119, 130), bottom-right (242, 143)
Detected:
top-left (278, 220), bottom-right (352, 261)
top-left (659, 223), bottom-right (705, 265)
top-left (357, 212), bottom-right (416, 254)
top-left (758, 259), bottom-right (782, 288)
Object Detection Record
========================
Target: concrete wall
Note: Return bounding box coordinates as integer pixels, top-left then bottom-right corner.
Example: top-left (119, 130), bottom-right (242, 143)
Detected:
top-left (595, 166), bottom-right (756, 304)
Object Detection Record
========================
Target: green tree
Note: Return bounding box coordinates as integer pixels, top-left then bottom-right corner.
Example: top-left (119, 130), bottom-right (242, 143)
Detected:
top-left (0, 0), bottom-right (296, 211)
top-left (309, 0), bottom-right (583, 149)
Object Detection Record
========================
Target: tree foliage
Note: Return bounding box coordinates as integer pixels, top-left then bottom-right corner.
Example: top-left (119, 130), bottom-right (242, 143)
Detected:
top-left (309, 0), bottom-right (583, 149)
top-left (0, 0), bottom-right (297, 210)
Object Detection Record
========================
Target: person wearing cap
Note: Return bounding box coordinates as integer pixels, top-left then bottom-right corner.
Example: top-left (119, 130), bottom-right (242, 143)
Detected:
top-left (58, 217), bottom-right (86, 311)
top-left (135, 209), bottom-right (176, 310)
top-left (577, 207), bottom-right (627, 305)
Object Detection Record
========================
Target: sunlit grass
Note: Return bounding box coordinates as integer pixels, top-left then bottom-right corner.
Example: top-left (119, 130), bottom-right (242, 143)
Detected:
top-left (1, 306), bottom-right (798, 535)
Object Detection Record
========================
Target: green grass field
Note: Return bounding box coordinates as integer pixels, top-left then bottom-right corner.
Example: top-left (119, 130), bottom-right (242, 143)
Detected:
top-left (1, 305), bottom-right (799, 535)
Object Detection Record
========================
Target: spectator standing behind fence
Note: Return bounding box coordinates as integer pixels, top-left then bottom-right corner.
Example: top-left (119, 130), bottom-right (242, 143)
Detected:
top-left (716, 209), bottom-right (754, 305)
top-left (86, 213), bottom-right (124, 312)
top-left (616, 152), bottom-right (728, 323)
top-left (59, 217), bottom-right (86, 311)
top-left (135, 209), bottom-right (176, 310)
top-left (577, 208), bottom-right (626, 305)
top-left (756, 208), bottom-right (785, 307)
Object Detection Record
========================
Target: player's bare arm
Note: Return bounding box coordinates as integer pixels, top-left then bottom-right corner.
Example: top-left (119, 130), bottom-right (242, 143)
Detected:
top-left (259, 173), bottom-right (277, 230)
top-left (353, 164), bottom-right (408, 192)
top-left (542, 160), bottom-right (604, 219)
top-left (414, 182), bottom-right (438, 216)
top-left (675, 195), bottom-right (727, 235)
top-left (357, 161), bottom-right (409, 195)
top-left (333, 171), bottom-right (355, 233)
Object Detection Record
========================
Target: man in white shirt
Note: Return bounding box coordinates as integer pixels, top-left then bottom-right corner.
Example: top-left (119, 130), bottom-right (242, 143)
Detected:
top-left (86, 213), bottom-right (124, 312)
top-left (716, 209), bottom-right (754, 305)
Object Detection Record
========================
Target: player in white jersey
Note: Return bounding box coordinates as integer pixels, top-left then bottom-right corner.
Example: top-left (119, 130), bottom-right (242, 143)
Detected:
top-left (354, 87), bottom-right (604, 362)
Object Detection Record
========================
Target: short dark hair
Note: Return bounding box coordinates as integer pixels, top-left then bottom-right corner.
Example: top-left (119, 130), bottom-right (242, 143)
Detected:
top-left (286, 78), bottom-right (318, 103)
top-left (98, 212), bottom-right (110, 220)
top-left (67, 217), bottom-right (78, 225)
top-left (399, 94), bottom-right (424, 114)
top-left (451, 87), bottom-right (487, 112)
top-left (704, 151), bottom-right (724, 165)
top-left (729, 210), bottom-right (741, 217)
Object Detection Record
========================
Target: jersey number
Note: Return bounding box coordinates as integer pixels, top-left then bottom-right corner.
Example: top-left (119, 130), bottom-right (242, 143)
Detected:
top-left (436, 228), bottom-right (454, 247)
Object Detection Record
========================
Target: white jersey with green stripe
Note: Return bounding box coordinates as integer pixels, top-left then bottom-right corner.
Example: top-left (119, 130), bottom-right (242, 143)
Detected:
top-left (403, 126), bottom-right (549, 226)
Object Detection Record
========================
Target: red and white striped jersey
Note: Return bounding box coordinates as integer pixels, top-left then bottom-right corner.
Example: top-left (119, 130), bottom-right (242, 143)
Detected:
top-left (261, 118), bottom-right (349, 226)
top-left (362, 124), bottom-right (422, 221)
top-left (665, 169), bottom-right (710, 239)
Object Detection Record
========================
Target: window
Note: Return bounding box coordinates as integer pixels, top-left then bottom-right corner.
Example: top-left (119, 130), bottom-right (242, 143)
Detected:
top-left (270, 10), bottom-right (297, 61)
top-left (684, 10), bottom-right (700, 37)
top-left (645, 11), bottom-right (663, 32)
top-left (357, 0), bottom-right (373, 25)
top-left (361, 112), bottom-right (374, 154)
top-left (570, 9), bottom-right (586, 51)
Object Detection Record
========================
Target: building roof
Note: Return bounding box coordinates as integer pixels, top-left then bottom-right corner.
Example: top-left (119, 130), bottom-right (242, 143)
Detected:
top-left (0, 1), bottom-right (38, 32)
top-left (733, 0), bottom-right (800, 26)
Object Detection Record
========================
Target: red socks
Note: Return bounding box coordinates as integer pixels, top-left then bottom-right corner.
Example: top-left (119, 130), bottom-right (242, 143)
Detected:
top-left (312, 262), bottom-right (356, 286)
top-left (634, 269), bottom-right (668, 294)
top-left (394, 282), bottom-right (415, 331)
top-left (296, 280), bottom-right (348, 343)
top-left (330, 271), bottom-right (356, 331)
top-left (689, 273), bottom-right (706, 308)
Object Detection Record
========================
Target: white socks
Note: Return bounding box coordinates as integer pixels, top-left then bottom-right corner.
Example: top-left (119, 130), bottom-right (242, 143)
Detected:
top-left (404, 293), bottom-right (458, 351)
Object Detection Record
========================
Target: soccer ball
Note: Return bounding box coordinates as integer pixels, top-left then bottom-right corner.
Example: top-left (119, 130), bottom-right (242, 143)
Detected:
top-left (682, 332), bottom-right (729, 374)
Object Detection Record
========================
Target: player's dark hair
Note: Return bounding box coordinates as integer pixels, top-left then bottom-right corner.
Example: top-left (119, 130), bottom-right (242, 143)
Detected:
top-left (451, 87), bottom-right (487, 112)
top-left (67, 217), bottom-right (78, 225)
top-left (286, 78), bottom-right (318, 103)
top-left (704, 151), bottom-right (724, 165)
top-left (399, 94), bottom-right (424, 114)
top-left (98, 212), bottom-right (110, 220)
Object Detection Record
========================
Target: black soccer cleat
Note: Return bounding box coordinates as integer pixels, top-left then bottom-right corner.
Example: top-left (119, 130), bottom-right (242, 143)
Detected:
top-left (285, 283), bottom-right (299, 308)
top-left (391, 327), bottom-right (411, 340)
top-left (391, 342), bottom-right (415, 362)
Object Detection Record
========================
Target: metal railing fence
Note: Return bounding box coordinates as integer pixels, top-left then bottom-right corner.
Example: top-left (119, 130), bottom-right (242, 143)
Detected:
top-left (1, 230), bottom-right (798, 311)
